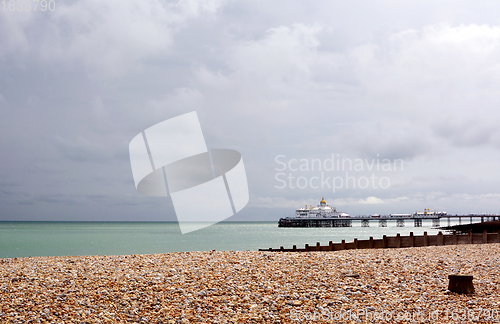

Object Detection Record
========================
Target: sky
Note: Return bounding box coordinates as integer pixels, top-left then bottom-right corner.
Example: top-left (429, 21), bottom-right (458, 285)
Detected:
top-left (1, 0), bottom-right (500, 221)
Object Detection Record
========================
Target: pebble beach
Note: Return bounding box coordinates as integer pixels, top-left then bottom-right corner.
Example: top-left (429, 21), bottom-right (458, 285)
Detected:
top-left (1, 244), bottom-right (499, 323)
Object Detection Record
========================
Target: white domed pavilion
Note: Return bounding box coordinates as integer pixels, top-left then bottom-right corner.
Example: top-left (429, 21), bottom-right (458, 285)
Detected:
top-left (295, 197), bottom-right (349, 218)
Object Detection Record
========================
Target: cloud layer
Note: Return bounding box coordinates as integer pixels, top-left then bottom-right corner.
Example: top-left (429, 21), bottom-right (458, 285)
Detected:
top-left (1, 1), bottom-right (500, 220)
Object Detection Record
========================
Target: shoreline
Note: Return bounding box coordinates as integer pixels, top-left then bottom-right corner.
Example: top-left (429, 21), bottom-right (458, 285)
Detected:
top-left (1, 244), bottom-right (499, 323)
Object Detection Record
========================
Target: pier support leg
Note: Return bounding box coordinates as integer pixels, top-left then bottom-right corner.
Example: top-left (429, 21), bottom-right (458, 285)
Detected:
top-left (361, 219), bottom-right (369, 227)
top-left (448, 217), bottom-right (451, 226)
top-left (470, 216), bottom-right (472, 224)
top-left (379, 219), bottom-right (387, 227)
top-left (414, 218), bottom-right (422, 227)
top-left (397, 219), bottom-right (404, 227)
top-left (459, 217), bottom-right (462, 225)
top-left (335, 219), bottom-right (352, 227)
top-left (432, 218), bottom-right (440, 227)
top-left (481, 216), bottom-right (484, 223)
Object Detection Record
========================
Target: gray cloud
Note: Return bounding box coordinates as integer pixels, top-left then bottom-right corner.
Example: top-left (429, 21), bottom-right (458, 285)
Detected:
top-left (2, 1), bottom-right (500, 221)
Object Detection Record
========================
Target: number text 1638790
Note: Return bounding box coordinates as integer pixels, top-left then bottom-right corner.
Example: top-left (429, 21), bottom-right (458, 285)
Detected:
top-left (2, 0), bottom-right (56, 12)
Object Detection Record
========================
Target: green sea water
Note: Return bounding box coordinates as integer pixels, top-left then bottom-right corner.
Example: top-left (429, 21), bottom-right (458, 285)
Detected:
top-left (0, 220), bottom-right (457, 258)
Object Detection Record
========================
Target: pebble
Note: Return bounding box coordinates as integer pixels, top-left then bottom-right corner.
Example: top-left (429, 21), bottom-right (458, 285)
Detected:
top-left (0, 244), bottom-right (499, 323)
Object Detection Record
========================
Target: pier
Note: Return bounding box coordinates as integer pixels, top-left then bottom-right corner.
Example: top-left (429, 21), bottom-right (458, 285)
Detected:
top-left (278, 214), bottom-right (500, 228)
top-left (260, 230), bottom-right (500, 252)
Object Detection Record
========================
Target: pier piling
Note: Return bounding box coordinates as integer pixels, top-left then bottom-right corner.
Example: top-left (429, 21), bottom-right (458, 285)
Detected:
top-left (279, 214), bottom-right (500, 228)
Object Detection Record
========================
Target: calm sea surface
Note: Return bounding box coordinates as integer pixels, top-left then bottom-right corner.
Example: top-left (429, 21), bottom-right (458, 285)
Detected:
top-left (0, 220), bottom-right (464, 258)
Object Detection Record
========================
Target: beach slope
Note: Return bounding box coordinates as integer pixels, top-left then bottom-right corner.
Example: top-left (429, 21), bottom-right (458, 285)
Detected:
top-left (1, 244), bottom-right (499, 323)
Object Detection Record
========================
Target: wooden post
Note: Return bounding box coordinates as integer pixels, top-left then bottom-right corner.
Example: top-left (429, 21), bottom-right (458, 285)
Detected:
top-left (316, 242), bottom-right (321, 251)
top-left (329, 241), bottom-right (333, 251)
top-left (468, 230), bottom-right (472, 244)
top-left (383, 235), bottom-right (388, 248)
top-left (305, 244), bottom-right (309, 251)
top-left (369, 237), bottom-right (374, 248)
top-left (280, 246), bottom-right (284, 251)
top-left (424, 232), bottom-right (428, 246)
top-left (497, 230), bottom-right (500, 243)
top-left (448, 275), bottom-right (474, 294)
top-left (438, 232), bottom-right (443, 245)
top-left (396, 234), bottom-right (401, 248)
top-left (483, 230), bottom-right (487, 244)
top-left (341, 240), bottom-right (346, 250)
top-left (354, 238), bottom-right (358, 249)
top-left (410, 232), bottom-right (414, 247)
top-left (453, 231), bottom-right (457, 245)
top-left (293, 245), bottom-right (297, 251)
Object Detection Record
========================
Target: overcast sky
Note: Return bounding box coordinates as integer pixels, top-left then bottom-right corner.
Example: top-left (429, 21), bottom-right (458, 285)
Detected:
top-left (2, 0), bottom-right (500, 221)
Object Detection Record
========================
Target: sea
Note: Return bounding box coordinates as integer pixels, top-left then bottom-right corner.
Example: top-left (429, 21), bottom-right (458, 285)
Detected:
top-left (0, 219), bottom-right (465, 259)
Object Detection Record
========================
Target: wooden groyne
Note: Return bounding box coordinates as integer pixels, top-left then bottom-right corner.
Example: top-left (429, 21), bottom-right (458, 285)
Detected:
top-left (440, 220), bottom-right (500, 233)
top-left (259, 230), bottom-right (500, 252)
